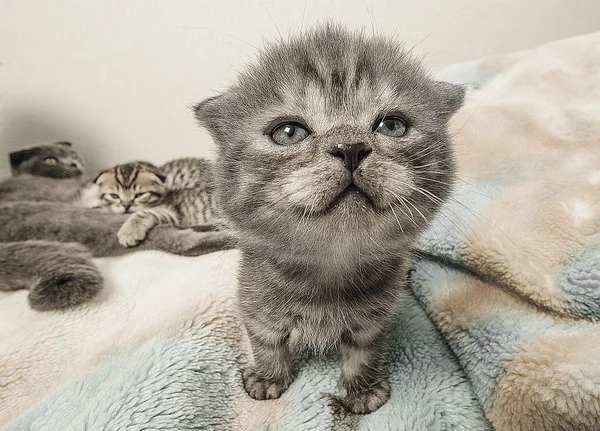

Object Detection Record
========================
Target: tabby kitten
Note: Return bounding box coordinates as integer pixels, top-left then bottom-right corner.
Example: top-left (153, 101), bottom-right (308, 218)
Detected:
top-left (89, 161), bottom-right (167, 213)
top-left (87, 159), bottom-right (215, 247)
top-left (194, 25), bottom-right (464, 414)
top-left (10, 141), bottom-right (84, 178)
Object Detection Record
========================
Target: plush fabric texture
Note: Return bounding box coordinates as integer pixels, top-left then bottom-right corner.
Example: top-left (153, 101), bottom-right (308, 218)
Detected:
top-left (2, 32), bottom-right (600, 430)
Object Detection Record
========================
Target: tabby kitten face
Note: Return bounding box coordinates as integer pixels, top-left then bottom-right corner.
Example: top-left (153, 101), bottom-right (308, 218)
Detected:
top-left (94, 162), bottom-right (166, 214)
top-left (195, 25), bottom-right (464, 257)
top-left (10, 141), bottom-right (83, 178)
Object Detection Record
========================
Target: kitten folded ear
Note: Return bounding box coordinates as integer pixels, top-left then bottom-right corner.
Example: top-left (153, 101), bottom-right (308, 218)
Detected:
top-left (193, 94), bottom-right (226, 137)
top-left (141, 163), bottom-right (166, 183)
top-left (433, 81), bottom-right (466, 120)
top-left (93, 170), bottom-right (110, 184)
top-left (151, 171), bottom-right (166, 183)
top-left (9, 149), bottom-right (34, 169)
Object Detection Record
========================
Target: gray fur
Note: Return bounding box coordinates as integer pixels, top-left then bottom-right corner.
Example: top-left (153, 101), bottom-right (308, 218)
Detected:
top-left (0, 241), bottom-right (102, 311)
top-left (0, 174), bottom-right (89, 203)
top-left (10, 141), bottom-right (84, 178)
top-left (0, 201), bottom-right (234, 257)
top-left (195, 24), bottom-right (464, 414)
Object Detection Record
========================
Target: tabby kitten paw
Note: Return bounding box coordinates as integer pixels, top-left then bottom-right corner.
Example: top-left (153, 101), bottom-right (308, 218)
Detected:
top-left (336, 379), bottom-right (390, 415)
top-left (117, 220), bottom-right (148, 247)
top-left (242, 367), bottom-right (292, 400)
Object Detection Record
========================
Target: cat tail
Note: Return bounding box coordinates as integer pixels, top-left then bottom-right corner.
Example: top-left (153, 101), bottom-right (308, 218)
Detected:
top-left (0, 241), bottom-right (103, 311)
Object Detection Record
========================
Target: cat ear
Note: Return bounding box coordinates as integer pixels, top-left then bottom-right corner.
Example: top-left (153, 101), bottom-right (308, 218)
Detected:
top-left (193, 94), bottom-right (226, 136)
top-left (9, 149), bottom-right (34, 168)
top-left (93, 170), bottom-right (110, 184)
top-left (151, 172), bottom-right (166, 183)
top-left (432, 81), bottom-right (466, 120)
top-left (141, 163), bottom-right (166, 183)
top-left (55, 141), bottom-right (72, 147)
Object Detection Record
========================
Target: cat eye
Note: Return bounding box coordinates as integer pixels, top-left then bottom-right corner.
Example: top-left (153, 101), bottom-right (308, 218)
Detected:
top-left (109, 193), bottom-right (120, 200)
top-left (44, 157), bottom-right (58, 165)
top-left (374, 116), bottom-right (408, 137)
top-left (270, 123), bottom-right (310, 146)
top-left (134, 192), bottom-right (147, 199)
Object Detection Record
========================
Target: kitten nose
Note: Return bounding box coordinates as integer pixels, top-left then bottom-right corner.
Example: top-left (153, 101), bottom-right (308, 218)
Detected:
top-left (123, 204), bottom-right (132, 212)
top-left (328, 142), bottom-right (372, 172)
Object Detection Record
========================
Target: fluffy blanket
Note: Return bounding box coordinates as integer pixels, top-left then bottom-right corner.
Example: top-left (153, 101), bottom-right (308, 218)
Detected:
top-left (2, 32), bottom-right (600, 430)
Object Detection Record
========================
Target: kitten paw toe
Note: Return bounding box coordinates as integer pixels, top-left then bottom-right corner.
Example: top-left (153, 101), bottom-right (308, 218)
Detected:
top-left (242, 368), bottom-right (290, 400)
top-left (336, 379), bottom-right (390, 414)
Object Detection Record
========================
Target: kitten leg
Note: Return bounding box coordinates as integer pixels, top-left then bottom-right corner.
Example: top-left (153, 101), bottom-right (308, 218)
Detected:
top-left (336, 331), bottom-right (390, 414)
top-left (242, 324), bottom-right (294, 400)
top-left (118, 208), bottom-right (179, 247)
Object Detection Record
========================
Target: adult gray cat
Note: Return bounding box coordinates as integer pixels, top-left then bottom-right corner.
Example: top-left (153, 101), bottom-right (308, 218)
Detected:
top-left (10, 141), bottom-right (84, 178)
top-left (195, 25), bottom-right (464, 414)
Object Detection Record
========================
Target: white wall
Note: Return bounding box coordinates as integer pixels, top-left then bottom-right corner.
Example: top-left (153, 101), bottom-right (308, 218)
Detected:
top-left (1, 0), bottom-right (599, 177)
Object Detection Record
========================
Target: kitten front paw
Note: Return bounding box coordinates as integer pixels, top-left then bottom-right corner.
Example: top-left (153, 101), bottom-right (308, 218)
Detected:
top-left (336, 379), bottom-right (390, 414)
top-left (117, 221), bottom-right (148, 247)
top-left (242, 367), bottom-right (291, 400)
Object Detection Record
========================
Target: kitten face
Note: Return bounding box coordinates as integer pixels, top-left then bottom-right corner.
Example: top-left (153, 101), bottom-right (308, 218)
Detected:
top-left (94, 162), bottom-right (166, 214)
top-left (10, 141), bottom-right (84, 178)
top-left (195, 26), bottom-right (464, 255)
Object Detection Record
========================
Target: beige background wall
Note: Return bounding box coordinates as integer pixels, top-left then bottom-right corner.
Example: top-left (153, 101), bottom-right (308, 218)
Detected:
top-left (1, 0), bottom-right (599, 177)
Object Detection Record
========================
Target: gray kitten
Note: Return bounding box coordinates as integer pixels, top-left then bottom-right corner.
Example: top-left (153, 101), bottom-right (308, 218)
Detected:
top-left (10, 141), bottom-right (84, 178)
top-left (195, 25), bottom-right (464, 414)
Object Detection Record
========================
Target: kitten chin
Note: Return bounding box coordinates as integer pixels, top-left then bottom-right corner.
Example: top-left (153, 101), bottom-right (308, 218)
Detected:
top-left (195, 24), bottom-right (464, 414)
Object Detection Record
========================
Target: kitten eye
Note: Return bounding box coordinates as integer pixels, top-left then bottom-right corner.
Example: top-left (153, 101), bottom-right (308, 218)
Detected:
top-left (109, 193), bottom-right (120, 200)
top-left (374, 116), bottom-right (408, 137)
top-left (44, 157), bottom-right (58, 165)
top-left (134, 192), bottom-right (147, 199)
top-left (270, 123), bottom-right (309, 145)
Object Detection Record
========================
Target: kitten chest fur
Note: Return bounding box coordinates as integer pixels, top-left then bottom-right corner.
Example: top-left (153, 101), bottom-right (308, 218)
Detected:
top-left (238, 244), bottom-right (411, 353)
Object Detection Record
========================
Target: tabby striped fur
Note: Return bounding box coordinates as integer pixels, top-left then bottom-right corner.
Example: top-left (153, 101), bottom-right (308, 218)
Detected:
top-left (110, 158), bottom-right (216, 247)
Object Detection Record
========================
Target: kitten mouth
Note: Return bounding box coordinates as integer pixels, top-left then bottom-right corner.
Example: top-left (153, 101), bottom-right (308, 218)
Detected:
top-left (328, 183), bottom-right (374, 209)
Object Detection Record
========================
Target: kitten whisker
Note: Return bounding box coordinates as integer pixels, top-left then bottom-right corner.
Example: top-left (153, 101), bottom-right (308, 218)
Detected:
top-left (387, 203), bottom-right (404, 234)
top-left (257, 0), bottom-right (282, 40)
top-left (174, 25), bottom-right (258, 50)
top-left (412, 174), bottom-right (528, 218)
